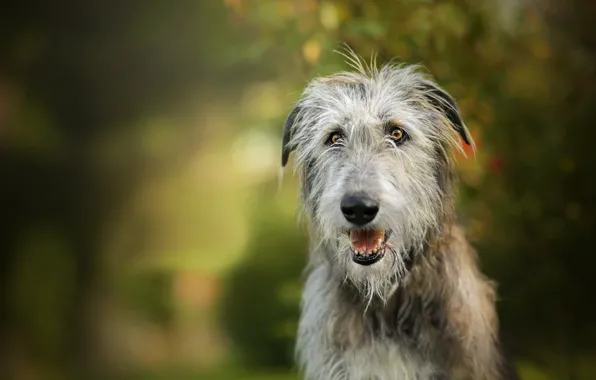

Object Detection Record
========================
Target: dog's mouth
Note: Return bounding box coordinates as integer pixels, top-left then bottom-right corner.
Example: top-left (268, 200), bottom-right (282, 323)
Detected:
top-left (348, 229), bottom-right (391, 266)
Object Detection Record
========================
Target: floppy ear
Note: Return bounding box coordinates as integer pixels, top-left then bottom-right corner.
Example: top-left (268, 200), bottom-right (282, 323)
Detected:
top-left (281, 105), bottom-right (301, 167)
top-left (421, 82), bottom-right (472, 146)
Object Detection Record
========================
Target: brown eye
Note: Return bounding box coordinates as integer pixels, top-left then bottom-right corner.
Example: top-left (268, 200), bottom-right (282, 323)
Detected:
top-left (326, 132), bottom-right (344, 146)
top-left (389, 126), bottom-right (408, 144)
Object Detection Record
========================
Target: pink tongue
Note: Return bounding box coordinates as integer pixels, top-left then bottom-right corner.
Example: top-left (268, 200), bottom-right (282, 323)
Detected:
top-left (350, 230), bottom-right (384, 252)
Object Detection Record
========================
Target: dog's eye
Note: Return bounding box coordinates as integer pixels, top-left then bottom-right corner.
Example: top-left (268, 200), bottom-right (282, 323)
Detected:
top-left (326, 132), bottom-right (344, 146)
top-left (389, 126), bottom-right (408, 145)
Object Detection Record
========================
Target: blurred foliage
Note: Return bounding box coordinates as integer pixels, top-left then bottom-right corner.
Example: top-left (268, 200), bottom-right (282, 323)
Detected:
top-left (114, 271), bottom-right (175, 327)
top-left (2, 0), bottom-right (596, 379)
top-left (107, 368), bottom-right (297, 380)
top-left (220, 185), bottom-right (307, 369)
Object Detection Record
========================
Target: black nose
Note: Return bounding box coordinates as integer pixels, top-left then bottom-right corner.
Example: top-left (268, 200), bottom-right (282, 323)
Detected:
top-left (340, 194), bottom-right (379, 226)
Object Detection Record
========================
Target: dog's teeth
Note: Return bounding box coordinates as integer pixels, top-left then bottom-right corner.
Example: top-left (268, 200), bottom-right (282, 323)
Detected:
top-left (372, 248), bottom-right (377, 253)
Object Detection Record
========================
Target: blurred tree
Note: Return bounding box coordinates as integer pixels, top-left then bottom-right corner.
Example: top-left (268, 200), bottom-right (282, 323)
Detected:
top-left (0, 0), bottom-right (261, 378)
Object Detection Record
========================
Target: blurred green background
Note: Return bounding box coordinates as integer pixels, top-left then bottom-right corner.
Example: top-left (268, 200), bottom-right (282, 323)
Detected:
top-left (1, 0), bottom-right (596, 379)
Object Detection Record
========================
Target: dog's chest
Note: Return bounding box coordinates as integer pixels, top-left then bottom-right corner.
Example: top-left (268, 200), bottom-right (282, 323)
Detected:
top-left (330, 288), bottom-right (449, 379)
top-left (341, 341), bottom-right (439, 380)
top-left (297, 266), bottom-right (455, 380)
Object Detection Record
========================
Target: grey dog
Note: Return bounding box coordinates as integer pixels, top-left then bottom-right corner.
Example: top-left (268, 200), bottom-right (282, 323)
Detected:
top-left (280, 51), bottom-right (517, 380)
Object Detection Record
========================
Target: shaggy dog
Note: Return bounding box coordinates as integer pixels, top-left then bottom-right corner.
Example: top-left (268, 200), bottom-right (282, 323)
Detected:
top-left (280, 52), bottom-right (517, 380)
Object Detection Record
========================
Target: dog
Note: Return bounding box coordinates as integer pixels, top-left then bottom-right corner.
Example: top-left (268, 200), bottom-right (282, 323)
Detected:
top-left (279, 51), bottom-right (517, 380)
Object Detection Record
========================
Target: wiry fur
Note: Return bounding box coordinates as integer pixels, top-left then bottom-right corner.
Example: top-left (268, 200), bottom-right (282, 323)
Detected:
top-left (281, 50), bottom-right (514, 380)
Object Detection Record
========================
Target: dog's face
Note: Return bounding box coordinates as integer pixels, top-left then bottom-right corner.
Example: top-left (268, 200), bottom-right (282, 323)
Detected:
top-left (281, 63), bottom-right (471, 297)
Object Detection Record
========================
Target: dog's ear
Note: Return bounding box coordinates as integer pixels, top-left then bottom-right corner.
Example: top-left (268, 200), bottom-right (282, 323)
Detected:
top-left (421, 81), bottom-right (472, 146)
top-left (281, 105), bottom-right (301, 167)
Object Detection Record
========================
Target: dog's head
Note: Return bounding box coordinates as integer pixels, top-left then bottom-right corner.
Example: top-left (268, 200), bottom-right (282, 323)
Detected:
top-left (281, 58), bottom-right (472, 298)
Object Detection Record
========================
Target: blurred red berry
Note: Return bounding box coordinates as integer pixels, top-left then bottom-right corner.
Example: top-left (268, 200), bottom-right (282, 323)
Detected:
top-left (489, 156), bottom-right (503, 173)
